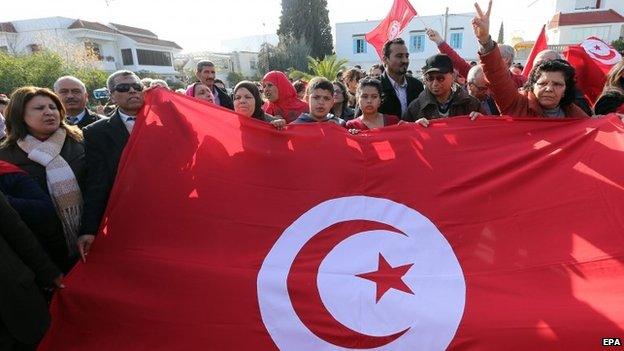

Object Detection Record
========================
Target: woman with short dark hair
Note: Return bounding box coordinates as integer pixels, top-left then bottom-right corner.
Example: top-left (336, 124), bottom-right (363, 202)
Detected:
top-left (473, 2), bottom-right (589, 118)
top-left (0, 86), bottom-right (86, 272)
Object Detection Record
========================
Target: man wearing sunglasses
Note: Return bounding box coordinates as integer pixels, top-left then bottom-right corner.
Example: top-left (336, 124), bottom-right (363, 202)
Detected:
top-left (402, 54), bottom-right (483, 123)
top-left (77, 70), bottom-right (145, 261)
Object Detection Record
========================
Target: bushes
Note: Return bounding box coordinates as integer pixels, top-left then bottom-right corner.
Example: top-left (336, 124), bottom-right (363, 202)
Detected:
top-left (0, 50), bottom-right (108, 99)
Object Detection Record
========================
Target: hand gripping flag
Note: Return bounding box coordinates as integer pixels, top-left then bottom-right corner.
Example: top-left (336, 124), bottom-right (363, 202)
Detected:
top-left (564, 37), bottom-right (622, 105)
top-left (522, 25), bottom-right (547, 78)
top-left (365, 0), bottom-right (417, 58)
top-left (40, 88), bottom-right (624, 351)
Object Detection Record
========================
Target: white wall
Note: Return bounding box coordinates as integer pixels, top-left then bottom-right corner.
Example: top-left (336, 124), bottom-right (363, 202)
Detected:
top-left (550, 23), bottom-right (624, 44)
top-left (335, 13), bottom-right (478, 76)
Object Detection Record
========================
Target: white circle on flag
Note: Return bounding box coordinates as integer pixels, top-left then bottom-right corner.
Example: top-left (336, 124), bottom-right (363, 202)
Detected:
top-left (388, 20), bottom-right (401, 40)
top-left (581, 38), bottom-right (622, 65)
top-left (257, 196), bottom-right (466, 351)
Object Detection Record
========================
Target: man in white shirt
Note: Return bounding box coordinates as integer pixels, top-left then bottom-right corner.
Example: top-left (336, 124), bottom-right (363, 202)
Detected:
top-left (54, 76), bottom-right (102, 129)
top-left (77, 70), bottom-right (145, 259)
top-left (377, 38), bottom-right (424, 119)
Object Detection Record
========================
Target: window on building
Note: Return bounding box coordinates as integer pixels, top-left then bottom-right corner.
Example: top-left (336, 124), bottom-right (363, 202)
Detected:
top-left (571, 26), bottom-right (610, 43)
top-left (84, 42), bottom-right (102, 61)
top-left (136, 49), bottom-right (172, 66)
top-left (450, 32), bottom-right (463, 49)
top-left (574, 0), bottom-right (599, 10)
top-left (250, 60), bottom-right (257, 70)
top-left (353, 36), bottom-right (367, 54)
top-left (121, 49), bottom-right (134, 65)
top-left (409, 32), bottom-right (425, 53)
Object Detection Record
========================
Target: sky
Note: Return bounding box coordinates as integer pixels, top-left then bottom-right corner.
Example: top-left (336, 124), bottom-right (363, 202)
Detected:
top-left (2, 0), bottom-right (549, 53)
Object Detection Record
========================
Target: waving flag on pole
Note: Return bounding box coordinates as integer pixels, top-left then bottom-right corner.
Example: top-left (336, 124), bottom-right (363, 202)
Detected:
top-left (564, 36), bottom-right (622, 105)
top-left (522, 25), bottom-right (547, 77)
top-left (365, 0), bottom-right (417, 58)
top-left (39, 88), bottom-right (624, 351)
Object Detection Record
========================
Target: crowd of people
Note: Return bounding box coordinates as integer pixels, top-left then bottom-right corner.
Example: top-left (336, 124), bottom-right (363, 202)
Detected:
top-left (1, 1), bottom-right (624, 349)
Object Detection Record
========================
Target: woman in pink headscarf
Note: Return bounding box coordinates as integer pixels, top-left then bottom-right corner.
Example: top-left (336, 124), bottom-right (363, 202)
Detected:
top-left (261, 71), bottom-right (309, 123)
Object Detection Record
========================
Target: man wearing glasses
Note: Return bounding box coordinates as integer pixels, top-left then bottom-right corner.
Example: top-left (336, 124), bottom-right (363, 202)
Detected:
top-left (402, 54), bottom-right (483, 124)
top-left (77, 70), bottom-right (145, 260)
top-left (467, 65), bottom-right (500, 115)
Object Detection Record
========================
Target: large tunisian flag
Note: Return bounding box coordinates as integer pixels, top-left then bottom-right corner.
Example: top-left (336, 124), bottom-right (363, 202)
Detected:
top-left (40, 88), bottom-right (624, 351)
top-left (365, 0), bottom-right (417, 58)
top-left (564, 36), bottom-right (622, 105)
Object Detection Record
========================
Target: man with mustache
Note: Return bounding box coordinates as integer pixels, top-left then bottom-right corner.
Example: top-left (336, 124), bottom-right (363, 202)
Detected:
top-left (76, 70), bottom-right (145, 261)
top-left (54, 76), bottom-right (103, 129)
top-left (195, 60), bottom-right (233, 110)
top-left (378, 38), bottom-right (424, 118)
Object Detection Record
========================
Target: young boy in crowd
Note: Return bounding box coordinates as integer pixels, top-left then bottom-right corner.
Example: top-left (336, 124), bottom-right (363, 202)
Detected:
top-left (290, 77), bottom-right (346, 126)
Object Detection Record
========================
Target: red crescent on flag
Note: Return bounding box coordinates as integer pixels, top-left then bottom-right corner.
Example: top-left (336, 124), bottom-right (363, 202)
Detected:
top-left (589, 49), bottom-right (616, 61)
top-left (287, 220), bottom-right (410, 348)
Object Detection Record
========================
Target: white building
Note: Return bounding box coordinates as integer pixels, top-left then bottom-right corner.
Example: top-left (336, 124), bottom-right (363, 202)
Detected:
top-left (525, 0), bottom-right (624, 45)
top-left (0, 17), bottom-right (182, 76)
top-left (335, 12), bottom-right (478, 75)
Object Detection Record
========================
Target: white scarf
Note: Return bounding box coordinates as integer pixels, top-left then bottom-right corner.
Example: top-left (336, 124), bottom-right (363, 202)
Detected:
top-left (18, 128), bottom-right (83, 257)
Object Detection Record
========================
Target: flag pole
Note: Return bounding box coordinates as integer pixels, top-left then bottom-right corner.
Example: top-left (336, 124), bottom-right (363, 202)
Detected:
top-left (415, 14), bottom-right (429, 29)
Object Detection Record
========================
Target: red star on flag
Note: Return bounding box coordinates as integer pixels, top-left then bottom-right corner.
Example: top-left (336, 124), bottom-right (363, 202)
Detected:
top-left (356, 253), bottom-right (415, 303)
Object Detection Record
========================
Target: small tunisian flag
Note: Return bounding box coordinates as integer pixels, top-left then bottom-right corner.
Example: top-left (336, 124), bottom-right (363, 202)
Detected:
top-left (365, 0), bottom-right (417, 58)
top-left (40, 88), bottom-right (624, 351)
top-left (564, 36), bottom-right (622, 105)
top-left (522, 25), bottom-right (547, 78)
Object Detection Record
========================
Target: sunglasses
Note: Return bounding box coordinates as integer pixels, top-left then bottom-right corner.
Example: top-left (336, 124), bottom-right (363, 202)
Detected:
top-left (425, 75), bottom-right (447, 83)
top-left (113, 83), bottom-right (144, 93)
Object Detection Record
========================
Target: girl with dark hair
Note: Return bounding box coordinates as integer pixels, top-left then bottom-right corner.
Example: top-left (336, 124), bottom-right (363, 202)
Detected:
top-left (472, 2), bottom-right (589, 118)
top-left (346, 77), bottom-right (400, 132)
top-left (233, 81), bottom-right (286, 130)
top-left (330, 81), bottom-right (355, 121)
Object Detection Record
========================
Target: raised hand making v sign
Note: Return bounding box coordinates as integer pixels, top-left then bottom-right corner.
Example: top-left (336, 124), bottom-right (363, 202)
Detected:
top-left (472, 0), bottom-right (492, 45)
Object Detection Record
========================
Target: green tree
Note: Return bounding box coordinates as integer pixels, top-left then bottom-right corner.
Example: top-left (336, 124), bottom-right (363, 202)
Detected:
top-left (277, 0), bottom-right (333, 59)
top-left (227, 71), bottom-right (245, 87)
top-left (612, 38), bottom-right (624, 54)
top-left (497, 22), bottom-right (504, 44)
top-left (289, 55), bottom-right (348, 81)
top-left (0, 50), bottom-right (107, 102)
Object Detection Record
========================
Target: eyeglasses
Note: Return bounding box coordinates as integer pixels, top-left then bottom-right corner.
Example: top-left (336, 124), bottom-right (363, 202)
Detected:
top-left (113, 83), bottom-right (144, 93)
top-left (469, 82), bottom-right (489, 92)
top-left (425, 75), bottom-right (447, 83)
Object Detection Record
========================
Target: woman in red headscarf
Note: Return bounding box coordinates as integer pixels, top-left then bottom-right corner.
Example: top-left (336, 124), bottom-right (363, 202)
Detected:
top-left (261, 71), bottom-right (309, 123)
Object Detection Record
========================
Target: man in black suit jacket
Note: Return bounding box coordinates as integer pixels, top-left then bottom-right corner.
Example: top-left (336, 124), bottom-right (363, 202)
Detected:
top-left (0, 191), bottom-right (62, 350)
top-left (77, 70), bottom-right (144, 260)
top-left (54, 76), bottom-right (103, 129)
top-left (378, 38), bottom-right (424, 119)
top-left (195, 60), bottom-right (234, 110)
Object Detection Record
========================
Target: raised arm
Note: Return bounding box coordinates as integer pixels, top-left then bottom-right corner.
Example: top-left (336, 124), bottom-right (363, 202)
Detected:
top-left (473, 0), bottom-right (527, 115)
top-left (426, 28), bottom-right (472, 79)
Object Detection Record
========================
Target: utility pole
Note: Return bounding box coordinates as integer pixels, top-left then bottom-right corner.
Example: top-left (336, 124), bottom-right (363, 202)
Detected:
top-left (443, 7), bottom-right (449, 42)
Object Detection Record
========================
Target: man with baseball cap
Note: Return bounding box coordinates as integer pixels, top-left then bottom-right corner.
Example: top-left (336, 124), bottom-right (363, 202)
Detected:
top-left (402, 54), bottom-right (483, 124)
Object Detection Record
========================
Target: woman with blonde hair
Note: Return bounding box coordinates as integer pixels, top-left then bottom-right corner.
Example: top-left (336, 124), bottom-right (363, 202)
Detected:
top-left (0, 86), bottom-right (85, 272)
top-left (594, 60), bottom-right (624, 115)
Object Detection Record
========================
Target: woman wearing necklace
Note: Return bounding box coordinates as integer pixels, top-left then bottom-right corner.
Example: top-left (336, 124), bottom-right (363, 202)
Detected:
top-left (346, 77), bottom-right (399, 132)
